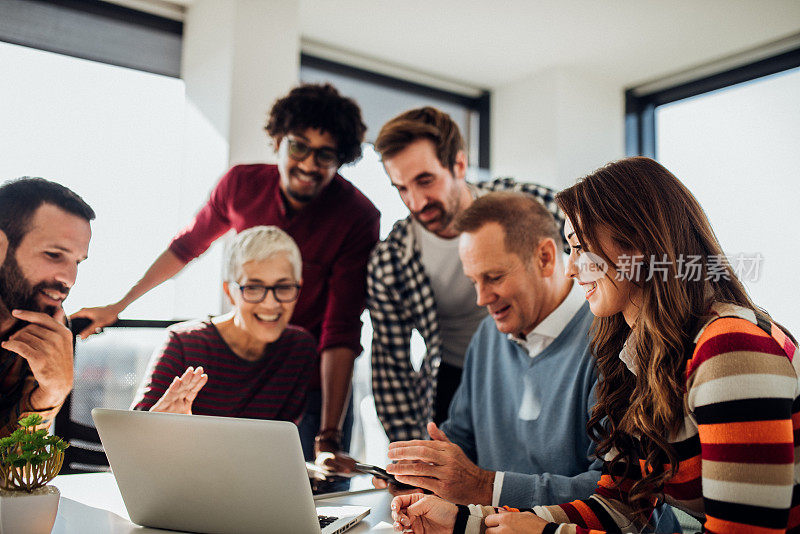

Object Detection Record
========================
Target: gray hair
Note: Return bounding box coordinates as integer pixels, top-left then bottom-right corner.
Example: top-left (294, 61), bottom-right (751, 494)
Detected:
top-left (223, 226), bottom-right (302, 282)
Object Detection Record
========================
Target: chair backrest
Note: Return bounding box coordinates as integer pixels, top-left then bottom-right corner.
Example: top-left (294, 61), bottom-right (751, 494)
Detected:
top-left (56, 318), bottom-right (183, 474)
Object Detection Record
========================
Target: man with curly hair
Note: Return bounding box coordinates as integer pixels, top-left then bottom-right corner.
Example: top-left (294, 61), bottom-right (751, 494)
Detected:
top-left (72, 84), bottom-right (379, 470)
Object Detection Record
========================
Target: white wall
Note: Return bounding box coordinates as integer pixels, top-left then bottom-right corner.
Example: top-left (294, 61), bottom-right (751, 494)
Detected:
top-left (491, 67), bottom-right (625, 189)
top-left (172, 0), bottom-right (300, 317)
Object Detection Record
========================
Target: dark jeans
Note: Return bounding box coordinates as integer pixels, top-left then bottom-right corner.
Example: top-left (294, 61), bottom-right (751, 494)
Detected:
top-left (433, 361), bottom-right (463, 426)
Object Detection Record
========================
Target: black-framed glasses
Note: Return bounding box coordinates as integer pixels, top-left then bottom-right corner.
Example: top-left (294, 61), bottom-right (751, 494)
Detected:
top-left (231, 282), bottom-right (301, 304)
top-left (285, 137), bottom-right (339, 168)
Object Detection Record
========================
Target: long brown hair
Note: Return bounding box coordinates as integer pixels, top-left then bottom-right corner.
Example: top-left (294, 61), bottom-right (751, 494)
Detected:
top-left (556, 157), bottom-right (757, 515)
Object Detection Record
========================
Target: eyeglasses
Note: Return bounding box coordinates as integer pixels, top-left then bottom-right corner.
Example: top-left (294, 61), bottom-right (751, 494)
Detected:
top-left (230, 282), bottom-right (301, 304)
top-left (285, 137), bottom-right (339, 168)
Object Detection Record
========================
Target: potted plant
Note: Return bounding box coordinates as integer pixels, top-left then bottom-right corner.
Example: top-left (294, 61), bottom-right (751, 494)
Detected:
top-left (0, 414), bottom-right (69, 534)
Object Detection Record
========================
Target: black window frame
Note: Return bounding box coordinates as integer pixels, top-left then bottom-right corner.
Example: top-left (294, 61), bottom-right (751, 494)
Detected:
top-left (625, 46), bottom-right (800, 158)
top-left (0, 0), bottom-right (183, 78)
top-left (300, 53), bottom-right (492, 169)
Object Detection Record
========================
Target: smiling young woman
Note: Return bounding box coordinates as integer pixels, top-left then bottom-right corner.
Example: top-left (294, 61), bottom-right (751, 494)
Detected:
top-left (548, 157), bottom-right (797, 532)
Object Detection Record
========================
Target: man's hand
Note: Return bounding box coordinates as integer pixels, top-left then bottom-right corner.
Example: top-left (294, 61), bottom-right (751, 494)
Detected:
top-left (484, 510), bottom-right (548, 533)
top-left (2, 308), bottom-right (74, 410)
top-left (314, 437), bottom-right (357, 474)
top-left (70, 303), bottom-right (123, 340)
top-left (149, 366), bottom-right (207, 414)
top-left (385, 422), bottom-right (495, 505)
top-left (391, 493), bottom-right (457, 534)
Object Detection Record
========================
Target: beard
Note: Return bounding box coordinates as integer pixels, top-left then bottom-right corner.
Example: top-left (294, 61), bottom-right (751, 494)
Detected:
top-left (0, 250), bottom-right (65, 318)
top-left (413, 189), bottom-right (464, 236)
top-left (284, 169), bottom-right (324, 204)
top-left (414, 202), bottom-right (453, 232)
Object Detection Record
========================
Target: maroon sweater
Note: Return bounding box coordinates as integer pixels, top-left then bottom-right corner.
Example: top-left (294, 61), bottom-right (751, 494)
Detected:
top-left (133, 321), bottom-right (316, 422)
top-left (168, 164), bottom-right (380, 386)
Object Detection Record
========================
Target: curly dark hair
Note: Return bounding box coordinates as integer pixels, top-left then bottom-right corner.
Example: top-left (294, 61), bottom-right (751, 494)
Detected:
top-left (265, 83), bottom-right (366, 165)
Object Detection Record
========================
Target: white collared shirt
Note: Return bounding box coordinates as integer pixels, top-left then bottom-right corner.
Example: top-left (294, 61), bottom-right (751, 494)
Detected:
top-left (618, 335), bottom-right (638, 375)
top-left (508, 279), bottom-right (586, 359)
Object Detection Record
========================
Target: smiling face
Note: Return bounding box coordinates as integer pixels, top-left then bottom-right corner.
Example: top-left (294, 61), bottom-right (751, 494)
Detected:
top-left (564, 218), bottom-right (641, 326)
top-left (384, 138), bottom-right (469, 238)
top-left (0, 203), bottom-right (91, 318)
top-left (224, 253), bottom-right (299, 345)
top-left (274, 128), bottom-right (339, 211)
top-left (459, 222), bottom-right (549, 337)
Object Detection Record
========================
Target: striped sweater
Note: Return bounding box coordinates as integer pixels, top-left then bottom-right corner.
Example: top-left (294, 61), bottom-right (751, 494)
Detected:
top-left (458, 303), bottom-right (799, 533)
top-left (133, 320), bottom-right (317, 422)
top-left (530, 303), bottom-right (800, 533)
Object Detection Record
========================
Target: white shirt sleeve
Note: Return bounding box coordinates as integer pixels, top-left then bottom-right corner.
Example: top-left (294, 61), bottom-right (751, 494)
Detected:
top-left (491, 471), bottom-right (505, 506)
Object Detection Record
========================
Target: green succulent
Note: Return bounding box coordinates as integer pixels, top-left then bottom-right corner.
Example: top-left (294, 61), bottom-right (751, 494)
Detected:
top-left (0, 414), bottom-right (69, 492)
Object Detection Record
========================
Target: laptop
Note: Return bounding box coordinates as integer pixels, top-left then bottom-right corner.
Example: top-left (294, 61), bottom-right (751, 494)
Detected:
top-left (92, 408), bottom-right (370, 534)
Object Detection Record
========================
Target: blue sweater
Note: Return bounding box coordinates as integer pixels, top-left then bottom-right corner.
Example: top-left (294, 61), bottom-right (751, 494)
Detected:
top-left (441, 303), bottom-right (599, 507)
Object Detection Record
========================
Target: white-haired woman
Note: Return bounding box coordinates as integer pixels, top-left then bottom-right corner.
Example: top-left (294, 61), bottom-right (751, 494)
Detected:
top-left (133, 226), bottom-right (315, 422)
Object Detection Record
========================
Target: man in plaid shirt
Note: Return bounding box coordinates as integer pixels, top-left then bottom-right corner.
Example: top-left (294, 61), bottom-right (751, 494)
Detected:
top-left (368, 107), bottom-right (564, 442)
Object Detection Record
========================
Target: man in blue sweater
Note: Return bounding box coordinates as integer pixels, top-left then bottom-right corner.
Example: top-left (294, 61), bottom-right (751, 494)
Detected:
top-left (384, 191), bottom-right (599, 508)
top-left (383, 192), bottom-right (680, 531)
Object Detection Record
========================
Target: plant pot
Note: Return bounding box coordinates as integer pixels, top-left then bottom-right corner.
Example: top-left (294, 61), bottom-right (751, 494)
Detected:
top-left (0, 485), bottom-right (60, 534)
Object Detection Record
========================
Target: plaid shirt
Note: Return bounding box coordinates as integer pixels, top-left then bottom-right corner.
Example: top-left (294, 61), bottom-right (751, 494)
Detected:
top-left (367, 178), bottom-right (565, 442)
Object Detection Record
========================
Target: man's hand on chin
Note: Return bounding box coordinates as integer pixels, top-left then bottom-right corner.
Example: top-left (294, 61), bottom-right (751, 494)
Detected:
top-left (2, 307), bottom-right (74, 409)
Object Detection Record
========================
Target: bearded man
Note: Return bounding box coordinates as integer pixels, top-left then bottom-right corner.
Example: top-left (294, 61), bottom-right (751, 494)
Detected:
top-left (0, 177), bottom-right (94, 436)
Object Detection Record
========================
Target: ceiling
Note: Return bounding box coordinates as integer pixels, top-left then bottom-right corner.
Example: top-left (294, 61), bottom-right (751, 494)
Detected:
top-left (112, 0), bottom-right (800, 90)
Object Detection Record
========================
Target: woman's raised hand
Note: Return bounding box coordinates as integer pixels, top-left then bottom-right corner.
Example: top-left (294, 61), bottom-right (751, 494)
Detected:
top-left (150, 366), bottom-right (208, 414)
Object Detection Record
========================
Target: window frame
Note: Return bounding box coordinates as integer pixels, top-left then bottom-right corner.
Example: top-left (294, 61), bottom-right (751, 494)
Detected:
top-left (625, 46), bottom-right (800, 158)
top-left (0, 0), bottom-right (183, 78)
top-left (300, 53), bottom-right (492, 169)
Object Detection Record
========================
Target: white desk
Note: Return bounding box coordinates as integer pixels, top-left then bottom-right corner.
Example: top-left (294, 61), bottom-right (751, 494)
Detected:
top-left (51, 473), bottom-right (395, 533)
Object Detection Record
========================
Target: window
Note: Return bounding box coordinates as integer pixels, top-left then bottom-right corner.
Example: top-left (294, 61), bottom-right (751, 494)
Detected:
top-left (626, 48), bottom-right (800, 336)
top-left (0, 0), bottom-right (182, 77)
top-left (0, 41), bottom-right (223, 321)
top-left (301, 54), bottom-right (490, 170)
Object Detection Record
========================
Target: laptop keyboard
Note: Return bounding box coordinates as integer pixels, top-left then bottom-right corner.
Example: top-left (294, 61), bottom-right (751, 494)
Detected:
top-left (318, 515), bottom-right (339, 528)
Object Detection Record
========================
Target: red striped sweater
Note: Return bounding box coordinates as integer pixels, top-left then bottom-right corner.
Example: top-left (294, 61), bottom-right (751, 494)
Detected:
top-left (133, 320), bottom-right (316, 423)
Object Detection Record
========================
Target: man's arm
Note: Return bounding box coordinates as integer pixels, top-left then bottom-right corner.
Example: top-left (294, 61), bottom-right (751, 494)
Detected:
top-left (367, 250), bottom-right (428, 442)
top-left (71, 169), bottom-right (237, 338)
top-left (497, 462), bottom-right (602, 508)
top-left (314, 346), bottom-right (357, 471)
top-left (385, 429), bottom-right (601, 508)
top-left (71, 249), bottom-right (187, 339)
top-left (0, 308), bottom-right (74, 436)
top-left (314, 205), bottom-right (379, 466)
